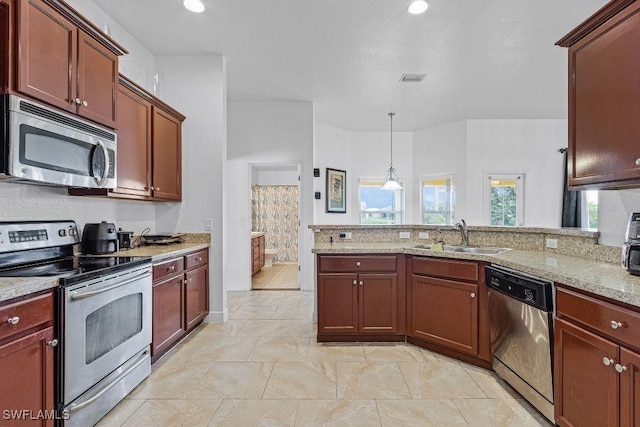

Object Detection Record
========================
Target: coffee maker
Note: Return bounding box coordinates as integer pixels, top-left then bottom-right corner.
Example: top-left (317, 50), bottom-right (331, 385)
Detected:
top-left (622, 213), bottom-right (640, 275)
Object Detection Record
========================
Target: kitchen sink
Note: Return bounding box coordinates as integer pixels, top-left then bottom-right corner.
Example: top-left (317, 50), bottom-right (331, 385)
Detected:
top-left (412, 244), bottom-right (512, 255)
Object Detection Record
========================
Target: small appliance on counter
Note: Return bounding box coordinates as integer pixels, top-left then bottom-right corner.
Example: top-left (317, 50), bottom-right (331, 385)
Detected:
top-left (81, 221), bottom-right (118, 254)
top-left (142, 233), bottom-right (185, 245)
top-left (622, 213), bottom-right (640, 275)
top-left (117, 229), bottom-right (135, 250)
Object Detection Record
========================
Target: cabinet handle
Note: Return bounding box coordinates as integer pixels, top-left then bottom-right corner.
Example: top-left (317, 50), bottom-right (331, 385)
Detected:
top-left (196, 257), bottom-right (202, 261)
top-left (82, 100), bottom-right (88, 107)
top-left (47, 339), bottom-right (59, 347)
top-left (359, 280), bottom-right (363, 286)
top-left (150, 186), bottom-right (155, 191)
top-left (470, 292), bottom-right (476, 298)
top-left (610, 320), bottom-right (623, 330)
top-left (603, 357), bottom-right (615, 367)
top-left (352, 280), bottom-right (357, 285)
top-left (615, 363), bottom-right (628, 373)
top-left (74, 97), bottom-right (82, 105)
top-left (156, 187), bottom-right (160, 191)
top-left (167, 265), bottom-right (175, 272)
top-left (6, 316), bottom-right (19, 325)
top-left (636, 159), bottom-right (640, 166)
top-left (356, 261), bottom-right (360, 267)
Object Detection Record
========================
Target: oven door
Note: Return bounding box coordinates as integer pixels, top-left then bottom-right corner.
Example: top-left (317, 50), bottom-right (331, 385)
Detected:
top-left (4, 95), bottom-right (116, 188)
top-left (63, 265), bottom-right (152, 404)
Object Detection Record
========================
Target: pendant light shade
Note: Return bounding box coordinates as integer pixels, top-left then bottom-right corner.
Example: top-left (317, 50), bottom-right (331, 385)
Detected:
top-left (183, 0), bottom-right (205, 13)
top-left (382, 112), bottom-right (403, 190)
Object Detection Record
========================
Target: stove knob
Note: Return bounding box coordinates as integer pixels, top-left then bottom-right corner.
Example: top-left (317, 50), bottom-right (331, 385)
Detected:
top-left (69, 229), bottom-right (77, 236)
top-left (58, 229), bottom-right (67, 237)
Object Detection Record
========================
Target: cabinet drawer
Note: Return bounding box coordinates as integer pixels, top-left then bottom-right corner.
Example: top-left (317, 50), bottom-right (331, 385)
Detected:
top-left (412, 257), bottom-right (478, 282)
top-left (252, 245), bottom-right (260, 259)
top-left (185, 249), bottom-right (208, 270)
top-left (318, 255), bottom-right (397, 273)
top-left (153, 257), bottom-right (185, 282)
top-left (557, 287), bottom-right (640, 348)
top-left (0, 292), bottom-right (53, 342)
top-left (252, 238), bottom-right (260, 247)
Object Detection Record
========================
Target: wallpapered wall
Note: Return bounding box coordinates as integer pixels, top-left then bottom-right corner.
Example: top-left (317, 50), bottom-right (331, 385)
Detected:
top-left (251, 185), bottom-right (299, 262)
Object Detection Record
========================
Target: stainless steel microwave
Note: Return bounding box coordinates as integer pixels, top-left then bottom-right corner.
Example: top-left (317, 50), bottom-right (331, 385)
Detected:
top-left (0, 94), bottom-right (116, 188)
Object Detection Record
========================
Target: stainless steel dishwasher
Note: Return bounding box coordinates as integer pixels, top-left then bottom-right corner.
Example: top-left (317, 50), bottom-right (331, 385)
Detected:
top-left (486, 265), bottom-right (555, 422)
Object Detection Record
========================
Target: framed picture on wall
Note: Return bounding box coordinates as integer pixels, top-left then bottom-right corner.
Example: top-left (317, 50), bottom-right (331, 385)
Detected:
top-left (326, 168), bottom-right (346, 213)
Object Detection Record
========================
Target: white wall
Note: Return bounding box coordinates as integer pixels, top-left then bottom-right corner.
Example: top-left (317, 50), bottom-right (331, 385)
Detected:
top-left (153, 55), bottom-right (227, 322)
top-left (465, 120), bottom-right (566, 228)
top-left (227, 102), bottom-right (314, 291)
top-left (413, 120), bottom-right (468, 223)
top-left (598, 190), bottom-right (640, 246)
top-left (257, 170), bottom-right (299, 185)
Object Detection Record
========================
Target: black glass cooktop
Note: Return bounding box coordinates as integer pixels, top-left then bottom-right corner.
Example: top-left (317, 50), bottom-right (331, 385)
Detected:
top-left (0, 255), bottom-right (151, 285)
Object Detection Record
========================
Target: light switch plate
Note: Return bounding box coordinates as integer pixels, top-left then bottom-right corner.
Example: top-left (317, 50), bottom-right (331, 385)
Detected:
top-left (204, 219), bottom-right (213, 231)
top-left (339, 232), bottom-right (352, 239)
top-left (418, 232), bottom-right (429, 239)
top-left (546, 238), bottom-right (558, 249)
top-left (399, 232), bottom-right (411, 239)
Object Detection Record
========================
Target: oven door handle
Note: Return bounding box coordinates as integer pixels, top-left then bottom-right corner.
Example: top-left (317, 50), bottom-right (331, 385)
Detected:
top-left (68, 349), bottom-right (150, 413)
top-left (71, 272), bottom-right (151, 300)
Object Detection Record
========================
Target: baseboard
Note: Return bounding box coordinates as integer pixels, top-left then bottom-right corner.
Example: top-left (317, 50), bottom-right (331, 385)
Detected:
top-left (205, 308), bottom-right (229, 323)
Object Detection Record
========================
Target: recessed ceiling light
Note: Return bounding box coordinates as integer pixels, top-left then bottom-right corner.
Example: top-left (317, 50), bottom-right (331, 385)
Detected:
top-left (408, 0), bottom-right (428, 15)
top-left (183, 0), bottom-right (205, 13)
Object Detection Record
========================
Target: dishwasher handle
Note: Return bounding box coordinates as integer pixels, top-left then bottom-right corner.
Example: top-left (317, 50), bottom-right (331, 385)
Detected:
top-left (486, 265), bottom-right (554, 312)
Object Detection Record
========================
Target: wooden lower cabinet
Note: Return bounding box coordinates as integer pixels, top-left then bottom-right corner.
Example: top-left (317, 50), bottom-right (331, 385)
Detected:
top-left (316, 254), bottom-right (404, 341)
top-left (0, 291), bottom-right (55, 427)
top-left (555, 286), bottom-right (640, 427)
top-left (151, 248), bottom-right (209, 361)
top-left (251, 235), bottom-right (265, 276)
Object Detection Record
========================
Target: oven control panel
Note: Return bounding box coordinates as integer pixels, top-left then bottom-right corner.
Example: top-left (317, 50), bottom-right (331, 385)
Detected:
top-left (0, 221), bottom-right (79, 253)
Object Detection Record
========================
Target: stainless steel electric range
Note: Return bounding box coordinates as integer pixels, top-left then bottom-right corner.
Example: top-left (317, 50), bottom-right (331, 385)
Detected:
top-left (0, 220), bottom-right (152, 427)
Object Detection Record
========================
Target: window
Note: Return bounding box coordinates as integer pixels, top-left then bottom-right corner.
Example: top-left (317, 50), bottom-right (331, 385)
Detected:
top-left (485, 173), bottom-right (524, 226)
top-left (420, 175), bottom-right (455, 225)
top-left (582, 190), bottom-right (598, 229)
top-left (359, 179), bottom-right (404, 224)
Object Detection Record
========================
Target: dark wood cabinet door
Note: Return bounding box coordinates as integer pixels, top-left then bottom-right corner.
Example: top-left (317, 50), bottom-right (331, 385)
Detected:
top-left (185, 265), bottom-right (208, 331)
top-left (0, 326), bottom-right (55, 427)
top-left (152, 107), bottom-right (182, 201)
top-left (317, 273), bottom-right (358, 334)
top-left (620, 347), bottom-right (640, 427)
top-left (566, 3), bottom-right (640, 188)
top-left (77, 30), bottom-right (117, 128)
top-left (114, 83), bottom-right (152, 197)
top-left (152, 274), bottom-right (184, 356)
top-left (358, 273), bottom-right (397, 334)
top-left (17, 0), bottom-right (76, 112)
top-left (410, 274), bottom-right (478, 355)
top-left (554, 318), bottom-right (619, 427)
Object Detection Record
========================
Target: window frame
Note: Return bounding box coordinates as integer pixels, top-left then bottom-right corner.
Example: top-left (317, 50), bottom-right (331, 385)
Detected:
top-left (358, 177), bottom-right (405, 225)
top-left (484, 172), bottom-right (525, 227)
top-left (419, 174), bottom-right (455, 225)
top-left (581, 190), bottom-right (598, 229)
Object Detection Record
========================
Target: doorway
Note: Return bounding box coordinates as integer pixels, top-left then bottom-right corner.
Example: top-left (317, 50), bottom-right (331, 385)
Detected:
top-left (250, 163), bottom-right (300, 290)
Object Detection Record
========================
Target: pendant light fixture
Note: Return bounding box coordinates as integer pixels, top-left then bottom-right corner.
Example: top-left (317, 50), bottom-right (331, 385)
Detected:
top-left (183, 0), bottom-right (205, 13)
top-left (382, 112), bottom-right (403, 190)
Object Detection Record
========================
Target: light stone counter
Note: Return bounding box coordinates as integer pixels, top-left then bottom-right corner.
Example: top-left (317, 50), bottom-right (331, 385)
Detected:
top-left (0, 277), bottom-right (59, 302)
top-left (314, 243), bottom-right (640, 308)
top-left (251, 232), bottom-right (266, 238)
top-left (110, 242), bottom-right (210, 263)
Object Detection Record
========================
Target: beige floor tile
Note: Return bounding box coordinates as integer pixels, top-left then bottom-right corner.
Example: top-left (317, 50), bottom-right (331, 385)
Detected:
top-left (337, 362), bottom-right (412, 399)
top-left (228, 294), bottom-right (267, 307)
top-left (263, 362), bottom-right (336, 399)
top-left (287, 320), bottom-right (317, 337)
top-left (249, 337), bottom-right (310, 362)
top-left (398, 360), bottom-right (486, 399)
top-left (252, 262), bottom-right (299, 290)
top-left (208, 399), bottom-right (297, 427)
top-left (259, 294), bottom-right (302, 307)
top-left (186, 362), bottom-right (274, 399)
top-left (377, 399), bottom-right (468, 427)
top-left (238, 319), bottom-right (292, 337)
top-left (192, 320), bottom-right (247, 337)
top-left (295, 400), bottom-right (381, 427)
top-left (229, 305), bottom-right (278, 320)
top-left (363, 342), bottom-right (432, 362)
top-left (461, 363), bottom-right (520, 399)
top-left (130, 355), bottom-right (214, 399)
top-left (307, 342), bottom-right (366, 362)
top-left (272, 306), bottom-right (314, 320)
top-left (121, 399), bottom-right (221, 427)
top-left (454, 398), bottom-right (551, 426)
top-left (96, 398), bottom-right (145, 427)
top-left (187, 336), bottom-right (260, 362)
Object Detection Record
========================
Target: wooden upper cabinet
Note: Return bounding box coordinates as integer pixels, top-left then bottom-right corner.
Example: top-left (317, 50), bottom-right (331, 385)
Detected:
top-left (114, 82), bottom-right (152, 197)
top-left (557, 0), bottom-right (640, 189)
top-left (14, 0), bottom-right (124, 128)
top-left (17, 0), bottom-right (77, 113)
top-left (152, 107), bottom-right (182, 201)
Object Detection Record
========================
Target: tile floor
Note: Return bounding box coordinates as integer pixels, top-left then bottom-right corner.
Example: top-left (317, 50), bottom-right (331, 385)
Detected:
top-left (252, 262), bottom-right (299, 290)
top-left (98, 290), bottom-right (553, 426)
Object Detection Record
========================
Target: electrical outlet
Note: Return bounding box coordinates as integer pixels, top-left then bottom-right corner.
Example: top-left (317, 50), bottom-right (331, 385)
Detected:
top-left (204, 219), bottom-right (213, 231)
top-left (339, 232), bottom-right (352, 239)
top-left (545, 257), bottom-right (558, 267)
top-left (399, 232), bottom-right (411, 239)
top-left (546, 238), bottom-right (558, 249)
top-left (418, 232), bottom-right (430, 239)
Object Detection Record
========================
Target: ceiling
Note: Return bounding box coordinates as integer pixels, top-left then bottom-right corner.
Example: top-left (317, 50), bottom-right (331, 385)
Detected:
top-left (93, 0), bottom-right (607, 132)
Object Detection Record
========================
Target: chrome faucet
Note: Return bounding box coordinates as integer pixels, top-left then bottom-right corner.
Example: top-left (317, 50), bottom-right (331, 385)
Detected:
top-left (453, 219), bottom-right (469, 246)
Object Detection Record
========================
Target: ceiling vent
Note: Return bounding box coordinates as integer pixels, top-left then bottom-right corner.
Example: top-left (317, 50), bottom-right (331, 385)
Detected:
top-left (400, 74), bottom-right (426, 83)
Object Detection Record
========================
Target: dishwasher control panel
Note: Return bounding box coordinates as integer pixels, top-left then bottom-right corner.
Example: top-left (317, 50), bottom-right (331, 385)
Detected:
top-left (486, 265), bottom-right (554, 312)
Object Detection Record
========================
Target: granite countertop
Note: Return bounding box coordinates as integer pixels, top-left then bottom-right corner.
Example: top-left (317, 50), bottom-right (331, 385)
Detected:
top-left (251, 231), bottom-right (266, 238)
top-left (314, 243), bottom-right (640, 308)
top-left (0, 242), bottom-right (210, 303)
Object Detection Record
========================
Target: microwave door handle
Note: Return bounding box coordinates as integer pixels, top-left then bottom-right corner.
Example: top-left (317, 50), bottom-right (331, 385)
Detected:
top-left (95, 140), bottom-right (109, 187)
